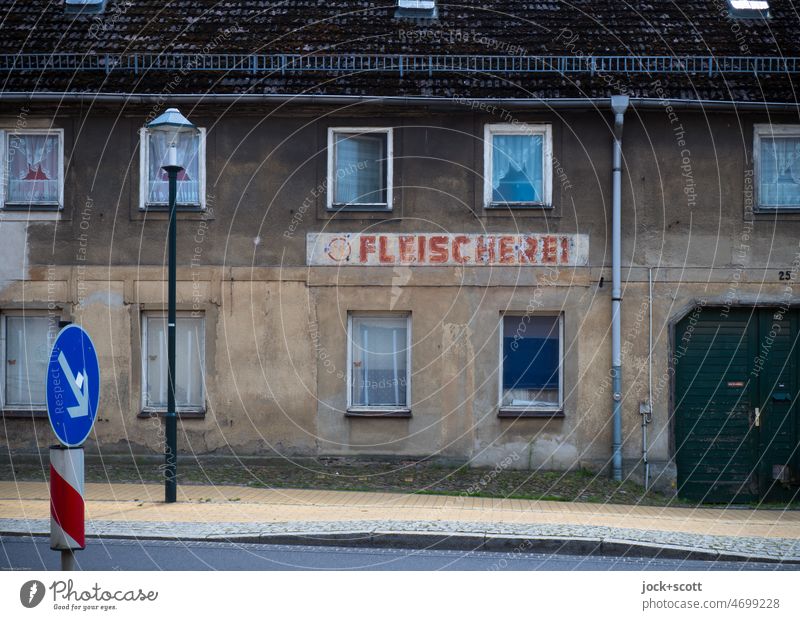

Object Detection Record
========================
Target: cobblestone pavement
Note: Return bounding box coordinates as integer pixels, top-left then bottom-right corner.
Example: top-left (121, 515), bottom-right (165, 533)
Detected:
top-left (2, 518), bottom-right (799, 563)
top-left (2, 481), bottom-right (799, 563)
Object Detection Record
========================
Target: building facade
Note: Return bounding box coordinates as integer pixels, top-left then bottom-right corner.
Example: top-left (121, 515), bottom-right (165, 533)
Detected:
top-left (1, 1), bottom-right (799, 502)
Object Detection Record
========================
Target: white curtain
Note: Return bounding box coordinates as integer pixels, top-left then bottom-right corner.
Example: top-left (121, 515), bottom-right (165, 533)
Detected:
top-left (351, 317), bottom-right (407, 407)
top-left (334, 134), bottom-right (385, 205)
top-left (491, 134), bottom-right (543, 202)
top-left (4, 317), bottom-right (51, 407)
top-left (145, 316), bottom-right (205, 408)
top-left (147, 132), bottom-right (200, 205)
top-left (760, 137), bottom-right (800, 207)
top-left (6, 134), bottom-right (59, 203)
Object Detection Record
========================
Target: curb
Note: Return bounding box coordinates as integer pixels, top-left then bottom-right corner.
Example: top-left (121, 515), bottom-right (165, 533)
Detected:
top-left (3, 527), bottom-right (799, 565)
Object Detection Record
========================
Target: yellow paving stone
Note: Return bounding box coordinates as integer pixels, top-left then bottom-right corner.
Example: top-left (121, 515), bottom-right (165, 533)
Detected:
top-left (2, 481), bottom-right (800, 539)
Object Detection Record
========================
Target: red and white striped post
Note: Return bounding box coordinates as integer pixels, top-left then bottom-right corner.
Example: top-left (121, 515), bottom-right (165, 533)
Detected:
top-left (50, 445), bottom-right (85, 571)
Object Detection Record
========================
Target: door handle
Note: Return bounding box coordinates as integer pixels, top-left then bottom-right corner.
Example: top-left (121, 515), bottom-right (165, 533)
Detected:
top-left (754, 407), bottom-right (761, 428)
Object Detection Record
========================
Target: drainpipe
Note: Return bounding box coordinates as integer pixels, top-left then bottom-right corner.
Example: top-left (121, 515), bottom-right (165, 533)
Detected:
top-left (610, 95), bottom-right (629, 482)
top-left (640, 268), bottom-right (654, 490)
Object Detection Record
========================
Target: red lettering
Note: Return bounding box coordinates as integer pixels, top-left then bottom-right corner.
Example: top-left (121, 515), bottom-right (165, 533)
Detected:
top-left (429, 235), bottom-right (449, 263)
top-left (418, 235), bottom-right (426, 263)
top-left (379, 236), bottom-right (395, 264)
top-left (498, 236), bottom-right (515, 264)
top-left (541, 235), bottom-right (557, 264)
top-left (360, 235), bottom-right (376, 263)
top-left (398, 235), bottom-right (416, 264)
top-left (452, 236), bottom-right (469, 264)
top-left (560, 236), bottom-right (570, 264)
top-left (522, 237), bottom-right (538, 263)
top-left (475, 236), bottom-right (496, 264)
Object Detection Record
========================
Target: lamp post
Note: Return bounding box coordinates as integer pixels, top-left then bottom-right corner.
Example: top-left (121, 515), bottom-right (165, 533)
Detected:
top-left (146, 108), bottom-right (198, 503)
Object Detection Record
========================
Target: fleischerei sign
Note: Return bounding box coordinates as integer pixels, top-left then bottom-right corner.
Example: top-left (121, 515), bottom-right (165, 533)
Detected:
top-left (307, 232), bottom-right (589, 266)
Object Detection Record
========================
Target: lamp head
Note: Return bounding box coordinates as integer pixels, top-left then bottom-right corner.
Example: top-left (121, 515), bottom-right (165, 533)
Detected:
top-left (146, 107), bottom-right (197, 135)
top-left (146, 108), bottom-right (197, 168)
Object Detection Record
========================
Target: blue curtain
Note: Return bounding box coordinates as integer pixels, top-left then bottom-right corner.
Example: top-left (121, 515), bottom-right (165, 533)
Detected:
top-left (503, 336), bottom-right (559, 390)
top-left (492, 134), bottom-right (543, 203)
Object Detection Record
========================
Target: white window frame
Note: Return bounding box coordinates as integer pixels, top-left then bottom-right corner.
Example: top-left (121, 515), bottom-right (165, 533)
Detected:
top-left (0, 311), bottom-right (56, 411)
top-left (0, 128), bottom-right (64, 210)
top-left (140, 311), bottom-right (206, 414)
top-left (498, 312), bottom-right (563, 413)
top-left (753, 124), bottom-right (800, 210)
top-left (346, 312), bottom-right (411, 413)
top-left (327, 127), bottom-right (393, 211)
top-left (484, 123), bottom-right (552, 209)
top-left (138, 127), bottom-right (207, 211)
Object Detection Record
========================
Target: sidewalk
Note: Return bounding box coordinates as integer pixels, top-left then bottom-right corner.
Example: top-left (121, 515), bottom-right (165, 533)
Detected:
top-left (2, 480), bottom-right (800, 562)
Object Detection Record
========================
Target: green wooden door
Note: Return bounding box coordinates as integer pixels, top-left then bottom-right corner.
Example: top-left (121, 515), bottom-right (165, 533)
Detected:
top-left (675, 306), bottom-right (800, 503)
top-left (756, 310), bottom-right (799, 502)
top-left (674, 307), bottom-right (759, 502)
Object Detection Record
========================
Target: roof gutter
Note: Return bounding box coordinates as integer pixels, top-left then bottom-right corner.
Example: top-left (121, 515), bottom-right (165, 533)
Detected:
top-left (0, 92), bottom-right (798, 111)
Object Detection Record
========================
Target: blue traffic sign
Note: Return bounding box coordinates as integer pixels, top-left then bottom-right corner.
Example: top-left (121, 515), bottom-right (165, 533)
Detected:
top-left (46, 324), bottom-right (100, 447)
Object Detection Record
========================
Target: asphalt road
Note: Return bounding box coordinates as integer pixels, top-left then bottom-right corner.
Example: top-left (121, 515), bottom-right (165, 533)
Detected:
top-left (1, 536), bottom-right (797, 571)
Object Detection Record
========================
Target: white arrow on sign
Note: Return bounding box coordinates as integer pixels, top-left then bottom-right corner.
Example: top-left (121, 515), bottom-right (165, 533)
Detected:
top-left (58, 351), bottom-right (89, 419)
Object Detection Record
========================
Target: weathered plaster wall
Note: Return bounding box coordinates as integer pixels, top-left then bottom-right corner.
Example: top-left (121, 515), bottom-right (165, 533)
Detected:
top-left (2, 104), bottom-right (800, 491)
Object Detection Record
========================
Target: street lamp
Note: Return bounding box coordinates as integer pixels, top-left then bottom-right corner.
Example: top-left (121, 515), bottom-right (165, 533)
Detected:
top-left (146, 107), bottom-right (198, 503)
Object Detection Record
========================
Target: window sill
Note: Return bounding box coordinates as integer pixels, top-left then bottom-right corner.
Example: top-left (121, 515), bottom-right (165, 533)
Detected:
top-left (485, 203), bottom-right (553, 210)
top-left (135, 208), bottom-right (212, 221)
top-left (138, 409), bottom-right (206, 419)
top-left (346, 408), bottom-right (411, 418)
top-left (753, 206), bottom-right (800, 219)
top-left (498, 408), bottom-right (564, 419)
top-left (0, 208), bottom-right (63, 221)
top-left (2, 409), bottom-right (48, 418)
top-left (143, 204), bottom-right (205, 211)
top-left (2, 203), bottom-right (61, 209)
top-left (327, 204), bottom-right (391, 212)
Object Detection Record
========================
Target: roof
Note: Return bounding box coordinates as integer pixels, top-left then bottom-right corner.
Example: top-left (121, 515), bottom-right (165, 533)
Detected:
top-left (0, 1), bottom-right (798, 103)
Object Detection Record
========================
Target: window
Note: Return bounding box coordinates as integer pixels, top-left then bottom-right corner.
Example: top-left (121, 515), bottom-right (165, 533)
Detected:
top-left (348, 314), bottom-right (410, 412)
top-left (327, 128), bottom-right (393, 210)
top-left (139, 127), bottom-right (206, 209)
top-left (499, 314), bottom-right (562, 412)
top-left (142, 314), bottom-right (205, 412)
top-left (2, 130), bottom-right (64, 209)
top-left (484, 123), bottom-right (552, 208)
top-left (1, 314), bottom-right (56, 410)
top-left (64, 0), bottom-right (107, 13)
top-left (727, 0), bottom-right (769, 18)
top-left (755, 125), bottom-right (800, 210)
top-left (396, 0), bottom-right (437, 18)
top-left (398, 0), bottom-right (436, 8)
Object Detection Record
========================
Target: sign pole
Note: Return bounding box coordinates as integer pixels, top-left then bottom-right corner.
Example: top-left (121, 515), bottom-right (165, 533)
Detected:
top-left (50, 445), bottom-right (85, 570)
top-left (46, 324), bottom-right (100, 571)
